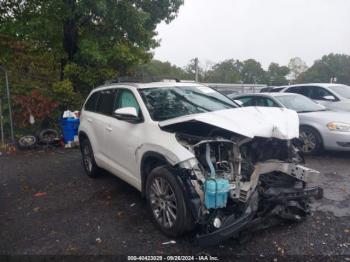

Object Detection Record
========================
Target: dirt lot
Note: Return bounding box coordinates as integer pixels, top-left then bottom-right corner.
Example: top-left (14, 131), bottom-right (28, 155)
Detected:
top-left (0, 149), bottom-right (349, 259)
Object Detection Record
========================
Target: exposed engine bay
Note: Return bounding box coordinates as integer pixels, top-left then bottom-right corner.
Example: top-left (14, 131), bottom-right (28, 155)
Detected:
top-left (170, 125), bottom-right (323, 246)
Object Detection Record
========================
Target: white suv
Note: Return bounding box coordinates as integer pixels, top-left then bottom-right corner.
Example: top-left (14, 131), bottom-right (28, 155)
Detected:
top-left (79, 80), bottom-right (322, 246)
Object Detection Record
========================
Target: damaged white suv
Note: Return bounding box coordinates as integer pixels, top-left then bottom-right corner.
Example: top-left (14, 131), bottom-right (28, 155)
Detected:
top-left (79, 81), bottom-right (322, 246)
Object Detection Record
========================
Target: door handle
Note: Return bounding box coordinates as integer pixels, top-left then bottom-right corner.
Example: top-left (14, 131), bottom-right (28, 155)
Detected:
top-left (87, 118), bottom-right (93, 123)
top-left (106, 127), bottom-right (113, 132)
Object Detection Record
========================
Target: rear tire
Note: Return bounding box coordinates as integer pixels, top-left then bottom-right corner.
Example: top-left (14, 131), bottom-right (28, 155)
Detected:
top-left (299, 126), bottom-right (322, 155)
top-left (146, 166), bottom-right (191, 237)
top-left (80, 138), bottom-right (101, 178)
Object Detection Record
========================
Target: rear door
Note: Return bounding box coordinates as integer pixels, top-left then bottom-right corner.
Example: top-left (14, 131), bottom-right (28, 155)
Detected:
top-left (94, 89), bottom-right (116, 156)
top-left (81, 91), bottom-right (100, 152)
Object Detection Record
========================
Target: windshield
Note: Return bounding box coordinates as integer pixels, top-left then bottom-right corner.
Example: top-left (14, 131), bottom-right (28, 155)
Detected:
top-left (139, 85), bottom-right (237, 121)
top-left (328, 85), bottom-right (350, 99)
top-left (275, 94), bottom-right (326, 113)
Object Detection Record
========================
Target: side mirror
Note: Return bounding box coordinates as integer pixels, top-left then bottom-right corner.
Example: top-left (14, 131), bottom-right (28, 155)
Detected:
top-left (322, 95), bottom-right (336, 101)
top-left (113, 107), bottom-right (140, 122)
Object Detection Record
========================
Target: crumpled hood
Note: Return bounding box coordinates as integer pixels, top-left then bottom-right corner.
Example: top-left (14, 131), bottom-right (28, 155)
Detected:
top-left (159, 107), bottom-right (299, 140)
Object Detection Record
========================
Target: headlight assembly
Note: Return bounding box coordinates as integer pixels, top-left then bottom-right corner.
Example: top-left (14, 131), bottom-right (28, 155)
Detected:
top-left (327, 122), bottom-right (350, 132)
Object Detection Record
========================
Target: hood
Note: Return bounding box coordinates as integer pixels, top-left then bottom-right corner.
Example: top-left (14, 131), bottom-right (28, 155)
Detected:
top-left (325, 100), bottom-right (350, 112)
top-left (159, 107), bottom-right (299, 140)
top-left (299, 110), bottom-right (350, 124)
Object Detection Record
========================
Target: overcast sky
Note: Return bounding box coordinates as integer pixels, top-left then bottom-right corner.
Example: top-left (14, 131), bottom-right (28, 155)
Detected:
top-left (154, 0), bottom-right (350, 69)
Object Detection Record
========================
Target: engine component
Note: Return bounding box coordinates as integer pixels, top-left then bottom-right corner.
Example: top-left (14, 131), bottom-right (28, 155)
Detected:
top-left (204, 178), bottom-right (229, 209)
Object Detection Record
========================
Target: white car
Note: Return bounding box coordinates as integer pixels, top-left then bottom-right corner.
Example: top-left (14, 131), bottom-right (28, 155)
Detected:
top-left (79, 80), bottom-right (322, 246)
top-left (281, 83), bottom-right (350, 112)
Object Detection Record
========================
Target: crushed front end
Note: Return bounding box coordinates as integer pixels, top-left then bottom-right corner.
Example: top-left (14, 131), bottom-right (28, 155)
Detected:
top-left (175, 132), bottom-right (323, 246)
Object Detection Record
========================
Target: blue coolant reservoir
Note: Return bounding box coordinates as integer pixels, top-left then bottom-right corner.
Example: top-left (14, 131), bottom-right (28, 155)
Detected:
top-left (204, 178), bottom-right (229, 209)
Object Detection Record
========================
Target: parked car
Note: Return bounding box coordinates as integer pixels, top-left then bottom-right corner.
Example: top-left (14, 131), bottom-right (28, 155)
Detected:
top-left (79, 81), bottom-right (322, 246)
top-left (259, 86), bottom-right (285, 93)
top-left (280, 83), bottom-right (350, 112)
top-left (230, 92), bottom-right (350, 154)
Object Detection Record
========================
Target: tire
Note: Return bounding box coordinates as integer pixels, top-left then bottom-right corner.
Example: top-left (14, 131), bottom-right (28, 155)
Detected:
top-left (18, 135), bottom-right (37, 149)
top-left (80, 138), bottom-right (101, 178)
top-left (146, 166), bottom-right (191, 237)
top-left (299, 126), bottom-right (323, 155)
top-left (38, 129), bottom-right (59, 144)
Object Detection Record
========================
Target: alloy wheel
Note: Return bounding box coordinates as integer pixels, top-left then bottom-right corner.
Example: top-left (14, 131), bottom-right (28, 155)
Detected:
top-left (149, 177), bottom-right (177, 228)
top-left (300, 131), bottom-right (317, 153)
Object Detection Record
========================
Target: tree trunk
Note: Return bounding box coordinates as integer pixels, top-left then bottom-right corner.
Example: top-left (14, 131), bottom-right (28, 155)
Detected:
top-left (60, 0), bottom-right (78, 80)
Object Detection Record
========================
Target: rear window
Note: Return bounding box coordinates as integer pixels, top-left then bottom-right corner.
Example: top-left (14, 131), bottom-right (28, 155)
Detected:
top-left (84, 92), bottom-right (99, 112)
top-left (96, 89), bottom-right (115, 115)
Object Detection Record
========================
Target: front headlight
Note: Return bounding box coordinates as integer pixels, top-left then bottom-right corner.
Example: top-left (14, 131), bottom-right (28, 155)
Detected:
top-left (327, 122), bottom-right (350, 132)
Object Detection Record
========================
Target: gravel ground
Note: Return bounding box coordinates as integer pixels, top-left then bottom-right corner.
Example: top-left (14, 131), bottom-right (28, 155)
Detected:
top-left (0, 149), bottom-right (349, 259)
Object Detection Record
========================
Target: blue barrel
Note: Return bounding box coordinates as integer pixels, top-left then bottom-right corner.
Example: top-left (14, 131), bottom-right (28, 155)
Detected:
top-left (60, 118), bottom-right (80, 143)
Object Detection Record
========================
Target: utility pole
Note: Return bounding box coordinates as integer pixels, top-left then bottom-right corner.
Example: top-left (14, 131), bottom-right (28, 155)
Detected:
top-left (194, 57), bottom-right (199, 82)
top-left (0, 65), bottom-right (15, 144)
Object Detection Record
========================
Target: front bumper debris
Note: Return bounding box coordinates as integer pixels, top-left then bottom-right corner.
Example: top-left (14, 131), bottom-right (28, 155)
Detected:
top-left (196, 186), bottom-right (323, 246)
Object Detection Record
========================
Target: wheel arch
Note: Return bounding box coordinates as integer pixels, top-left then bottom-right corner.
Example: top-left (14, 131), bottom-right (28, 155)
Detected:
top-left (140, 151), bottom-right (171, 197)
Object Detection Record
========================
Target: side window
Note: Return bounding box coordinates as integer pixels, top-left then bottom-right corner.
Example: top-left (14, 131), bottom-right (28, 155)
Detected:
top-left (256, 97), bottom-right (279, 107)
top-left (236, 96), bottom-right (256, 106)
top-left (286, 86), bottom-right (310, 97)
top-left (84, 92), bottom-right (99, 112)
top-left (96, 89), bottom-right (115, 115)
top-left (114, 89), bottom-right (141, 114)
top-left (309, 86), bottom-right (334, 100)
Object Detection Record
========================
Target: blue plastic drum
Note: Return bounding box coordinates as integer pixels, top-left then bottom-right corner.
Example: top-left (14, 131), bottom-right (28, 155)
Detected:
top-left (60, 118), bottom-right (80, 143)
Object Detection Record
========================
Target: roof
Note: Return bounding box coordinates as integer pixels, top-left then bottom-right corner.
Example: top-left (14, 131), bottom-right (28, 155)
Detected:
top-left (231, 92), bottom-right (298, 98)
top-left (280, 83), bottom-right (347, 88)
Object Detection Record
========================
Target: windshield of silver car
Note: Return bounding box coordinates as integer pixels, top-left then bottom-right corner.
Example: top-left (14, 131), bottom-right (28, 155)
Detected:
top-left (275, 94), bottom-right (326, 113)
top-left (328, 85), bottom-right (350, 99)
top-left (139, 86), bottom-right (237, 121)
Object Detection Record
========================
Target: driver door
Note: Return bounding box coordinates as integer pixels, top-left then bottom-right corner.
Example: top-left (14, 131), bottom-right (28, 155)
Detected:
top-left (104, 88), bottom-right (143, 182)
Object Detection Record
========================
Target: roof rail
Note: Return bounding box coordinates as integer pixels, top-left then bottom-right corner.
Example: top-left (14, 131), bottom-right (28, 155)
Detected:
top-left (104, 75), bottom-right (181, 85)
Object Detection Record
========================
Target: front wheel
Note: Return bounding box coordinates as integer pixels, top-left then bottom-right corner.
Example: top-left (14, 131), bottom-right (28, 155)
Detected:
top-left (146, 166), bottom-right (191, 237)
top-left (299, 126), bottom-right (322, 155)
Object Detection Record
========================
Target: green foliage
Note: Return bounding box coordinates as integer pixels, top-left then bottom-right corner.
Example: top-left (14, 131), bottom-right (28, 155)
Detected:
top-left (134, 59), bottom-right (188, 80)
top-left (0, 0), bottom-right (184, 91)
top-left (51, 80), bottom-right (83, 110)
top-left (266, 63), bottom-right (290, 86)
top-left (205, 59), bottom-right (242, 83)
top-left (240, 59), bottom-right (267, 84)
top-left (0, 0), bottom-right (183, 136)
top-left (297, 54), bottom-right (350, 85)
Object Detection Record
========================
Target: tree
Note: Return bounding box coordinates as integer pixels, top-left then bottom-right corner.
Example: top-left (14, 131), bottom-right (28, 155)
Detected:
top-left (205, 59), bottom-right (242, 83)
top-left (0, 0), bottom-right (184, 93)
top-left (133, 59), bottom-right (188, 80)
top-left (288, 57), bottom-right (308, 82)
top-left (240, 59), bottom-right (267, 84)
top-left (266, 62), bottom-right (290, 86)
top-left (297, 53), bottom-right (350, 85)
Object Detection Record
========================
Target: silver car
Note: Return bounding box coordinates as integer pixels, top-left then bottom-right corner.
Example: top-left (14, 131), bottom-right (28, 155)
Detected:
top-left (230, 92), bottom-right (350, 154)
top-left (280, 83), bottom-right (350, 112)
